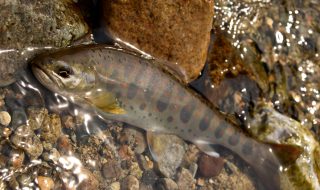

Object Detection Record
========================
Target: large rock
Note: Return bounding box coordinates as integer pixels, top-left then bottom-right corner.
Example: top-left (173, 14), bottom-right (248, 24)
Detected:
top-left (0, 0), bottom-right (89, 86)
top-left (102, 0), bottom-right (214, 82)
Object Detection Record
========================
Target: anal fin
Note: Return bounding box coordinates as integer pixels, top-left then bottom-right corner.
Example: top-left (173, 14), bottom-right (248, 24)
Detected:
top-left (193, 140), bottom-right (220, 158)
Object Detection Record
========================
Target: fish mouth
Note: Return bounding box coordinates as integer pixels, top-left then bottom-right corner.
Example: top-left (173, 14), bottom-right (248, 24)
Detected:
top-left (31, 63), bottom-right (60, 90)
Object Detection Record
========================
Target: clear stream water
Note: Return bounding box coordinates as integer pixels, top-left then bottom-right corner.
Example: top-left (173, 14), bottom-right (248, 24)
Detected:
top-left (0, 0), bottom-right (319, 189)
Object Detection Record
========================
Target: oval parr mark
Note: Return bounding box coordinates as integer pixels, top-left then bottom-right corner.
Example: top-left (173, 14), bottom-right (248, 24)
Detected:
top-left (214, 122), bottom-right (228, 139)
top-left (127, 83), bottom-right (139, 99)
top-left (242, 141), bottom-right (253, 155)
top-left (199, 113), bottom-right (212, 131)
top-left (180, 102), bottom-right (196, 123)
top-left (228, 132), bottom-right (240, 146)
top-left (157, 100), bottom-right (169, 112)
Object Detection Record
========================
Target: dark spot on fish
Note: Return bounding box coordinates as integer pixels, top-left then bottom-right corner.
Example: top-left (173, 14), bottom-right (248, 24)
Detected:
top-left (242, 141), bottom-right (253, 155)
top-left (174, 126), bottom-right (178, 130)
top-left (180, 129), bottom-right (184, 133)
top-left (188, 129), bottom-right (192, 133)
top-left (180, 102), bottom-right (196, 123)
top-left (129, 106), bottom-right (134, 110)
top-left (199, 113), bottom-right (211, 131)
top-left (116, 92), bottom-right (122, 98)
top-left (214, 122), bottom-right (228, 139)
top-left (148, 113), bottom-right (152, 117)
top-left (157, 100), bottom-right (168, 112)
top-left (139, 103), bottom-right (146, 110)
top-left (142, 116), bottom-right (146, 119)
top-left (167, 116), bottom-right (173, 123)
top-left (228, 133), bottom-right (239, 146)
top-left (127, 83), bottom-right (139, 99)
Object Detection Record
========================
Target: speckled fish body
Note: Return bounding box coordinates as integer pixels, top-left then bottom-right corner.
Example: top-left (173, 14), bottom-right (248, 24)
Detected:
top-left (31, 45), bottom-right (280, 188)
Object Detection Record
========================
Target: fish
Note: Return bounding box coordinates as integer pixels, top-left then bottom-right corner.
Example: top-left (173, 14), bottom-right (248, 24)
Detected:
top-left (31, 45), bottom-right (280, 189)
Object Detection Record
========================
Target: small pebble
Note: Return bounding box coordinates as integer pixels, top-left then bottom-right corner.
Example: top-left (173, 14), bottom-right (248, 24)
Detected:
top-left (56, 135), bottom-right (73, 155)
top-left (121, 175), bottom-right (139, 190)
top-left (110, 182), bottom-right (120, 190)
top-left (17, 174), bottom-right (33, 188)
top-left (10, 125), bottom-right (43, 159)
top-left (40, 113), bottom-right (62, 144)
top-left (61, 115), bottom-right (75, 130)
top-left (156, 178), bottom-right (178, 190)
top-left (176, 168), bottom-right (195, 190)
top-left (148, 134), bottom-right (186, 178)
top-left (198, 154), bottom-right (225, 178)
top-left (77, 168), bottom-right (99, 190)
top-left (141, 170), bottom-right (158, 186)
top-left (0, 111), bottom-right (11, 126)
top-left (197, 178), bottom-right (205, 186)
top-left (9, 149), bottom-right (25, 168)
top-left (0, 127), bottom-right (11, 138)
top-left (102, 161), bottom-right (122, 179)
top-left (37, 176), bottom-right (54, 190)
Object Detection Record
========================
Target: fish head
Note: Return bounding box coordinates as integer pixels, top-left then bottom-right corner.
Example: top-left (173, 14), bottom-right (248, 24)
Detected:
top-left (31, 54), bottom-right (96, 94)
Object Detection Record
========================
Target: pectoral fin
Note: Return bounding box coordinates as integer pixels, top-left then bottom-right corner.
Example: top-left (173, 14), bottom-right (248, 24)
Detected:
top-left (85, 91), bottom-right (125, 114)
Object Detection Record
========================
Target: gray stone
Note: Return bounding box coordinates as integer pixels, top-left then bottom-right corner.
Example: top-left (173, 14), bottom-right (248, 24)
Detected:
top-left (148, 134), bottom-right (187, 178)
top-left (156, 178), bottom-right (178, 190)
top-left (176, 168), bottom-right (195, 190)
top-left (0, 0), bottom-right (89, 85)
top-left (121, 175), bottom-right (139, 190)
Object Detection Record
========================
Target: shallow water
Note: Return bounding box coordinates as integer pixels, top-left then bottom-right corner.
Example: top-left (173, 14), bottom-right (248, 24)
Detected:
top-left (0, 0), bottom-right (319, 189)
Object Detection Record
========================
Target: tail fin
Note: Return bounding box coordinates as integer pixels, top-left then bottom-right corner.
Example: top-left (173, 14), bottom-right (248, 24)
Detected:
top-left (233, 138), bottom-right (281, 190)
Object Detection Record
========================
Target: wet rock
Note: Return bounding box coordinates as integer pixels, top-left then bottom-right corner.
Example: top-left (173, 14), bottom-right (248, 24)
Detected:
top-left (209, 161), bottom-right (255, 190)
top-left (119, 127), bottom-right (146, 154)
top-left (0, 111), bottom-right (11, 126)
top-left (176, 168), bottom-right (195, 190)
top-left (198, 154), bottom-right (225, 178)
top-left (0, 0), bottom-right (89, 85)
top-left (0, 180), bottom-right (7, 190)
top-left (121, 175), bottom-right (139, 190)
top-left (16, 174), bottom-right (33, 188)
top-left (56, 135), bottom-right (73, 155)
top-left (9, 148), bottom-right (25, 169)
top-left (102, 0), bottom-right (214, 82)
top-left (61, 115), bottom-right (76, 130)
top-left (27, 107), bottom-right (48, 130)
top-left (42, 148), bottom-right (60, 163)
top-left (141, 170), bottom-right (158, 186)
top-left (129, 161), bottom-right (143, 179)
top-left (10, 125), bottom-right (43, 159)
top-left (109, 182), bottom-right (121, 190)
top-left (156, 178), bottom-right (178, 190)
top-left (77, 168), bottom-right (99, 190)
top-left (118, 145), bottom-right (134, 160)
top-left (39, 113), bottom-right (62, 144)
top-left (10, 109), bottom-right (28, 129)
top-left (148, 134), bottom-right (187, 178)
top-left (102, 161), bottom-right (122, 179)
top-left (37, 176), bottom-right (54, 190)
top-left (0, 127), bottom-right (11, 138)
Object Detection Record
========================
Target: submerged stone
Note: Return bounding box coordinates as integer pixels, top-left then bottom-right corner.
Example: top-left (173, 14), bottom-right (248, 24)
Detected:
top-left (102, 0), bottom-right (214, 83)
top-left (0, 0), bottom-right (89, 86)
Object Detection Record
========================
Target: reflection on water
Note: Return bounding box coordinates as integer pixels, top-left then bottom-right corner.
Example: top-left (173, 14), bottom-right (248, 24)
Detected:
top-left (0, 0), bottom-right (319, 189)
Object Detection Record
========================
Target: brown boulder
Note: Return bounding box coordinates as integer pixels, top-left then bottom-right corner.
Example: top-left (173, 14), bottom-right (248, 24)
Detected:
top-left (102, 0), bottom-right (214, 82)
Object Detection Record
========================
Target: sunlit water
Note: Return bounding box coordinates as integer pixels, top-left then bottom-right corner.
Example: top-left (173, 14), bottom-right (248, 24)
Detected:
top-left (0, 0), bottom-right (319, 189)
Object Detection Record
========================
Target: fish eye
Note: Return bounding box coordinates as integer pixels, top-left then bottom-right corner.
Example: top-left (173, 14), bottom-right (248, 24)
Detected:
top-left (56, 66), bottom-right (73, 78)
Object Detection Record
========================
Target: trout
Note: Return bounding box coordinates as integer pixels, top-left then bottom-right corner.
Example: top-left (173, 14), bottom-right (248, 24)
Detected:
top-left (31, 45), bottom-right (280, 189)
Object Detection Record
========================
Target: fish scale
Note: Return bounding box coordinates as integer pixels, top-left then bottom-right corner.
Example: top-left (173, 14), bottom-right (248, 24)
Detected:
top-left (31, 45), bottom-right (281, 189)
